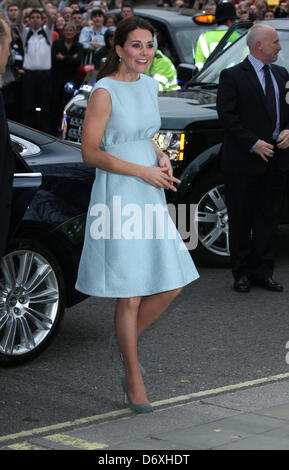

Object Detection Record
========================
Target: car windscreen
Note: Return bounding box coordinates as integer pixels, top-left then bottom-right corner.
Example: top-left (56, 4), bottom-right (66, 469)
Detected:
top-left (177, 25), bottom-right (213, 64)
top-left (196, 29), bottom-right (289, 84)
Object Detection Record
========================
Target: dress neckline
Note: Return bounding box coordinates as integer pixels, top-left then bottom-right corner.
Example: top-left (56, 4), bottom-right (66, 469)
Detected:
top-left (104, 75), bottom-right (143, 84)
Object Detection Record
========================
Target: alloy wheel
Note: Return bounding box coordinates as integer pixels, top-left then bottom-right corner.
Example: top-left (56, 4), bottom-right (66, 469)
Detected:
top-left (197, 184), bottom-right (230, 257)
top-left (0, 250), bottom-right (60, 358)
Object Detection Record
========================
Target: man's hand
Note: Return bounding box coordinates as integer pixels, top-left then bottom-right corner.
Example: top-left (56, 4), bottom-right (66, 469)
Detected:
top-left (39, 0), bottom-right (53, 29)
top-left (254, 139), bottom-right (274, 162)
top-left (276, 129), bottom-right (289, 149)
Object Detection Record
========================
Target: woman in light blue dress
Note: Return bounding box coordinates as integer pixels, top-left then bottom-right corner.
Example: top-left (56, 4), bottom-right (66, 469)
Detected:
top-left (76, 17), bottom-right (199, 412)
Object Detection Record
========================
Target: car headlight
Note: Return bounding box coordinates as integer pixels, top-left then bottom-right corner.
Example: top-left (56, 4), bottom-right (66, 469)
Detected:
top-left (153, 131), bottom-right (186, 162)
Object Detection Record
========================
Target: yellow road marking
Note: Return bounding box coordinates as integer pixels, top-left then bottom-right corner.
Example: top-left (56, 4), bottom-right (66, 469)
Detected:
top-left (1, 371), bottom-right (289, 445)
top-left (152, 371), bottom-right (289, 407)
top-left (44, 433), bottom-right (108, 450)
top-left (7, 441), bottom-right (49, 450)
top-left (0, 408), bottom-right (132, 444)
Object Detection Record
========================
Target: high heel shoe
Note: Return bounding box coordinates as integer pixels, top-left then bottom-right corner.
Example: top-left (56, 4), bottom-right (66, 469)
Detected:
top-left (109, 332), bottom-right (146, 375)
top-left (121, 376), bottom-right (153, 414)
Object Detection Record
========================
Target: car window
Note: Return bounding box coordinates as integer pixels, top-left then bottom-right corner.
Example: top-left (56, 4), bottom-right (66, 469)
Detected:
top-left (197, 29), bottom-right (289, 84)
top-left (152, 21), bottom-right (213, 65)
top-left (146, 19), bottom-right (178, 64)
top-left (175, 27), bottom-right (194, 63)
top-left (13, 153), bottom-right (31, 173)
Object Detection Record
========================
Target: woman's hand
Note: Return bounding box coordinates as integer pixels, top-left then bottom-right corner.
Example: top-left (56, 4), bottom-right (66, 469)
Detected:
top-left (158, 154), bottom-right (180, 191)
top-left (141, 165), bottom-right (180, 191)
top-left (158, 154), bottom-right (173, 177)
top-left (151, 141), bottom-right (180, 191)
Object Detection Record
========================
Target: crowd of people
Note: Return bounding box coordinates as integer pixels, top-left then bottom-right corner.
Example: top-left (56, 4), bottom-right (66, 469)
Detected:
top-left (0, 0), bottom-right (183, 134)
top-left (0, 0), bottom-right (139, 134)
top-left (0, 0), bottom-right (288, 134)
top-left (198, 0), bottom-right (289, 21)
top-left (162, 0), bottom-right (289, 19)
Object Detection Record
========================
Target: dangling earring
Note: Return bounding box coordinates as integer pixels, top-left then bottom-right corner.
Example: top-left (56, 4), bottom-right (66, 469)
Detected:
top-left (119, 56), bottom-right (122, 62)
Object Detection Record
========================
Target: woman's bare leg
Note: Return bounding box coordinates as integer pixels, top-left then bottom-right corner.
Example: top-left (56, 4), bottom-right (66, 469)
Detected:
top-left (114, 296), bottom-right (148, 404)
top-left (137, 287), bottom-right (183, 336)
top-left (114, 287), bottom-right (183, 404)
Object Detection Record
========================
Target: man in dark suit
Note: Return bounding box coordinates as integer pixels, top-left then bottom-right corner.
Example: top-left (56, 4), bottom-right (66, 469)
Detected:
top-left (217, 23), bottom-right (289, 293)
top-left (0, 19), bottom-right (15, 258)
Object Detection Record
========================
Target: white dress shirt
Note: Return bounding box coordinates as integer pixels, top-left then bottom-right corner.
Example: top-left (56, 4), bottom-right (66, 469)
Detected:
top-left (20, 25), bottom-right (53, 71)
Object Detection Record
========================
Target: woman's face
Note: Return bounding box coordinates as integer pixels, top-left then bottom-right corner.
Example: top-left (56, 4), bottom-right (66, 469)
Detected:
top-left (104, 16), bottom-right (115, 27)
top-left (92, 13), bottom-right (104, 26)
top-left (56, 17), bottom-right (65, 30)
top-left (116, 28), bottom-right (154, 75)
top-left (63, 25), bottom-right (76, 40)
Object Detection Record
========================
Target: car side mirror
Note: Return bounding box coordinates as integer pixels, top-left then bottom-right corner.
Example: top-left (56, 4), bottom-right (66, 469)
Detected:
top-left (177, 63), bottom-right (198, 86)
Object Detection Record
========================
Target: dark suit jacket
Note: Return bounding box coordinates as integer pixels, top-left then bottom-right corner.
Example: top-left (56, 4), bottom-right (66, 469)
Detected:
top-left (217, 57), bottom-right (289, 174)
top-left (0, 90), bottom-right (15, 258)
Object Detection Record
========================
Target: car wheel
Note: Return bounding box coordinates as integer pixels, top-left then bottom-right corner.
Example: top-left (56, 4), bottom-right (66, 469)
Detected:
top-left (186, 175), bottom-right (231, 267)
top-left (0, 239), bottom-right (65, 366)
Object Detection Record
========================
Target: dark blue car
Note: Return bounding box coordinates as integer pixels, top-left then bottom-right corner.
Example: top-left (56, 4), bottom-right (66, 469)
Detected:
top-left (0, 122), bottom-right (94, 366)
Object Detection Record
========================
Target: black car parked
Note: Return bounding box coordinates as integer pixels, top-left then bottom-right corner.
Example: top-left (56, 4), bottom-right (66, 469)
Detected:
top-left (62, 19), bottom-right (289, 268)
top-left (0, 122), bottom-right (94, 365)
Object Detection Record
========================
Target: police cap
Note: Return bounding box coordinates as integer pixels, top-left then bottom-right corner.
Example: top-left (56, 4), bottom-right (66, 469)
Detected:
top-left (215, 2), bottom-right (238, 22)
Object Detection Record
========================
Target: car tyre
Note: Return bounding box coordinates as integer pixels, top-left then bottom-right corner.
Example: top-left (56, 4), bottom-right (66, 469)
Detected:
top-left (0, 238), bottom-right (66, 366)
top-left (186, 173), bottom-right (231, 268)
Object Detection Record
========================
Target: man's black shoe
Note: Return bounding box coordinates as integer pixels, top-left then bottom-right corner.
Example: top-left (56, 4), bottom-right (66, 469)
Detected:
top-left (262, 277), bottom-right (283, 292)
top-left (234, 275), bottom-right (250, 293)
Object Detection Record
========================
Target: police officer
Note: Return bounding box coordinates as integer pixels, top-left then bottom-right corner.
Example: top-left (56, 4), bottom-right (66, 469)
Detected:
top-left (194, 2), bottom-right (239, 71)
top-left (145, 34), bottom-right (179, 92)
top-left (145, 48), bottom-right (180, 92)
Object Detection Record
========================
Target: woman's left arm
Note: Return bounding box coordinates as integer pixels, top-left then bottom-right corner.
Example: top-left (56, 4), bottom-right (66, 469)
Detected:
top-left (152, 141), bottom-right (173, 178)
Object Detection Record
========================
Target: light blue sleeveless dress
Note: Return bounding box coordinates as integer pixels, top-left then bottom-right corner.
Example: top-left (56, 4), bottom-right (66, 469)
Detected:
top-left (75, 74), bottom-right (199, 297)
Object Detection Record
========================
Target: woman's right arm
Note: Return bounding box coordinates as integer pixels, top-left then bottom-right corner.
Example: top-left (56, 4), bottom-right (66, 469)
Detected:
top-left (81, 88), bottom-right (179, 191)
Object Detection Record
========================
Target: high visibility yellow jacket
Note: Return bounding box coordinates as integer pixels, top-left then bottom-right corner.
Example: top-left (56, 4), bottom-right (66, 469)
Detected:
top-left (194, 28), bottom-right (239, 70)
top-left (145, 49), bottom-right (180, 91)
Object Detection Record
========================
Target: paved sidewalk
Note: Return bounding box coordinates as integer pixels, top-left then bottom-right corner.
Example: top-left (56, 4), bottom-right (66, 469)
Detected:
top-left (3, 378), bottom-right (289, 451)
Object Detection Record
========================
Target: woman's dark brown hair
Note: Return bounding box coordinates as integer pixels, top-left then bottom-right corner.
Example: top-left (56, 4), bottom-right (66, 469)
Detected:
top-left (97, 17), bottom-right (155, 81)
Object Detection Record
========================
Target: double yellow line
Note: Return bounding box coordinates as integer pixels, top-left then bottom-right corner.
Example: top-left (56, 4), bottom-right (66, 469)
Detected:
top-left (2, 371), bottom-right (289, 450)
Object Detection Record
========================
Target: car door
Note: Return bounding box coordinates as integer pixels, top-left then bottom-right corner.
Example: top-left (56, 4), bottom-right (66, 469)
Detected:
top-left (9, 135), bottom-right (42, 240)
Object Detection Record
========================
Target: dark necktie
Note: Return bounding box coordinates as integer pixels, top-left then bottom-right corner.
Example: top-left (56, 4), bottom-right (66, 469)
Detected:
top-left (263, 64), bottom-right (277, 131)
